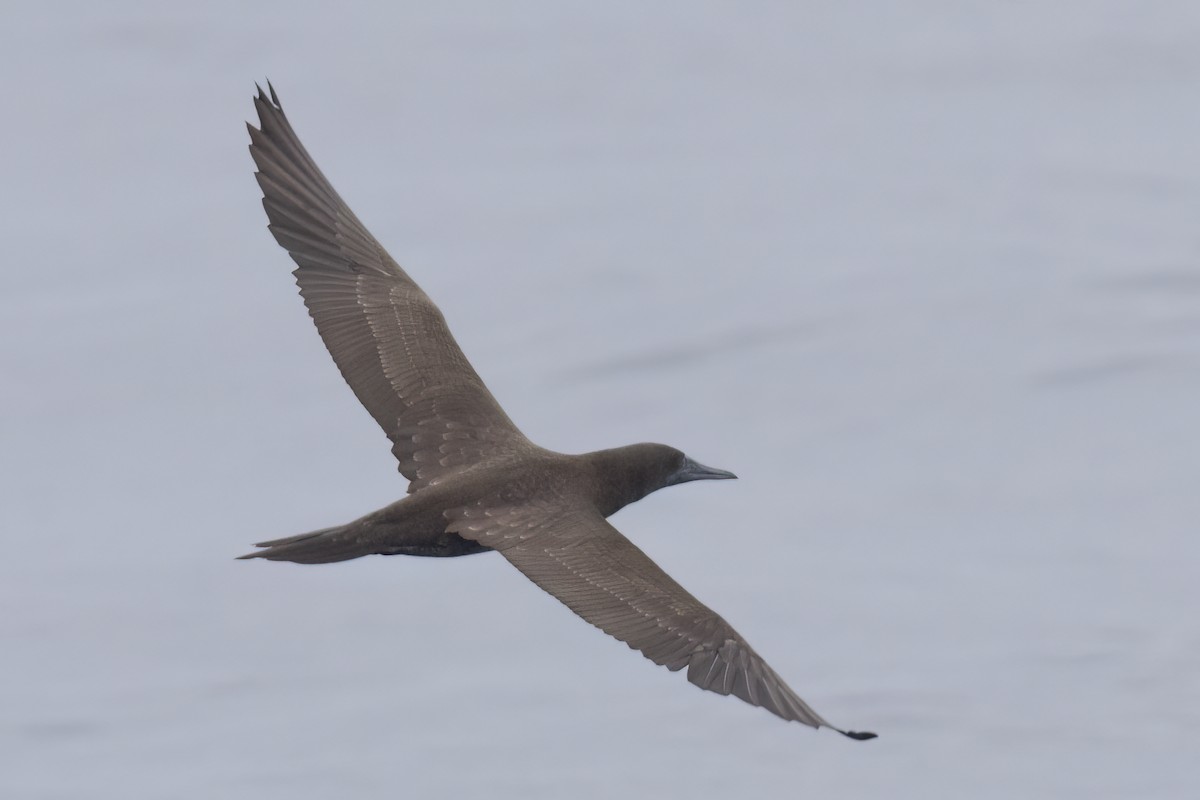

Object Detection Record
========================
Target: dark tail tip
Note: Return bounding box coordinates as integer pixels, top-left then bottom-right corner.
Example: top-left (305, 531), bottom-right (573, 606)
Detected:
top-left (840, 729), bottom-right (878, 741)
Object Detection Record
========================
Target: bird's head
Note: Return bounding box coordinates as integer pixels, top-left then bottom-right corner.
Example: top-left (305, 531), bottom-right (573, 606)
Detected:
top-left (589, 443), bottom-right (737, 514)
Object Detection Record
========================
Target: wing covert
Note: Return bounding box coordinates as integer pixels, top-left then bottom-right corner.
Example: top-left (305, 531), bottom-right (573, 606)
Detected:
top-left (447, 499), bottom-right (867, 735)
top-left (247, 84), bottom-right (530, 490)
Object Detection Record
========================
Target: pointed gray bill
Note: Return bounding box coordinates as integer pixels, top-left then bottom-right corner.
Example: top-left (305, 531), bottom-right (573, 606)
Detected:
top-left (671, 457), bottom-right (738, 485)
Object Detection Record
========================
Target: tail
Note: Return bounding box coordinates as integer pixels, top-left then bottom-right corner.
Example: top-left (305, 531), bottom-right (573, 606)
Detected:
top-left (237, 524), bottom-right (372, 564)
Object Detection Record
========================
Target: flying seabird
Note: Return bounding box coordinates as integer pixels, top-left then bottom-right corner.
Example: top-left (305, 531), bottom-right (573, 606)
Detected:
top-left (241, 83), bottom-right (876, 741)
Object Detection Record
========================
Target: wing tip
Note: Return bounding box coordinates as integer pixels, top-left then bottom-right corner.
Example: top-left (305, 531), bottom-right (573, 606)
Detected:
top-left (249, 80), bottom-right (284, 133)
top-left (254, 80), bottom-right (281, 108)
top-left (837, 728), bottom-right (878, 741)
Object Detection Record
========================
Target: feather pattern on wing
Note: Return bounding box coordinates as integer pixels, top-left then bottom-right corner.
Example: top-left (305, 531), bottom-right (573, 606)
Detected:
top-left (247, 84), bottom-right (532, 491)
top-left (446, 498), bottom-right (838, 730)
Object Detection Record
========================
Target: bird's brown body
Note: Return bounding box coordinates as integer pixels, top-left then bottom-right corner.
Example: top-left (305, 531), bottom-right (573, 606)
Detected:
top-left (242, 444), bottom-right (676, 563)
top-left (241, 83), bottom-right (875, 740)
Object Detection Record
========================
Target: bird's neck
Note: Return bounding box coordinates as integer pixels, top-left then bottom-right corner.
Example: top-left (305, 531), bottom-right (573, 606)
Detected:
top-left (580, 446), bottom-right (660, 518)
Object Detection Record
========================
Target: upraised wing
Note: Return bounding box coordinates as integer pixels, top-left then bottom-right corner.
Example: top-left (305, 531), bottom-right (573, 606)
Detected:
top-left (248, 84), bottom-right (531, 491)
top-left (446, 498), bottom-right (875, 738)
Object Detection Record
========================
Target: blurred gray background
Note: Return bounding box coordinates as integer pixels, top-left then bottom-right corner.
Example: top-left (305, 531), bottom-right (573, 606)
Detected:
top-left (2, 2), bottom-right (1198, 798)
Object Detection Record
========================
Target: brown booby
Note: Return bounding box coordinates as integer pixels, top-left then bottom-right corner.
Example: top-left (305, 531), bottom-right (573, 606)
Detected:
top-left (240, 83), bottom-right (875, 741)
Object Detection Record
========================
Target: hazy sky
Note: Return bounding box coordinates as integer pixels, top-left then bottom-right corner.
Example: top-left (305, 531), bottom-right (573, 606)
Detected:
top-left (3, 3), bottom-right (1198, 798)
